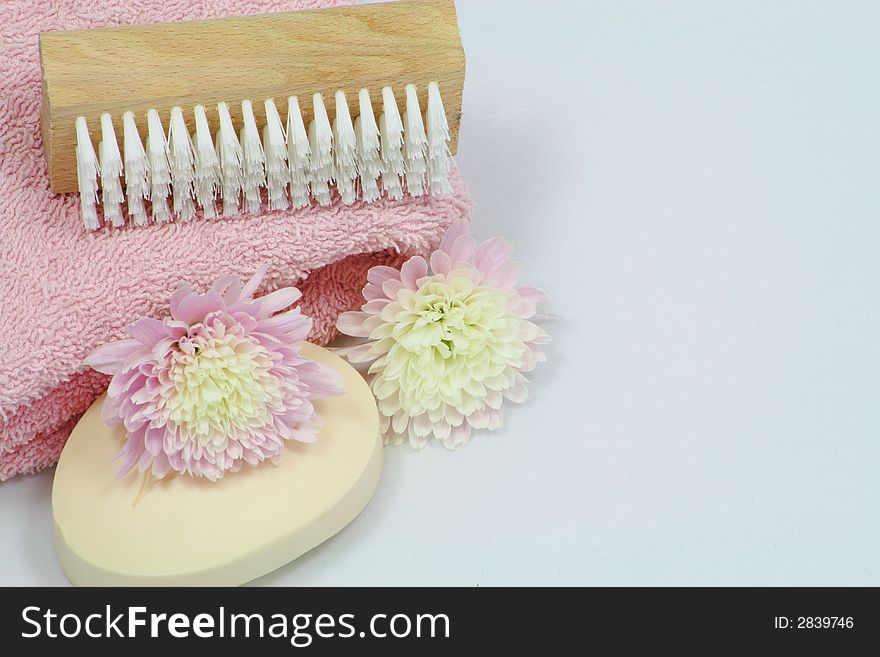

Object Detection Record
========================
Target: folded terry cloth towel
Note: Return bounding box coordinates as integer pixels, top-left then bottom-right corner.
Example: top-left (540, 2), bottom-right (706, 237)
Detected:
top-left (0, 0), bottom-right (473, 480)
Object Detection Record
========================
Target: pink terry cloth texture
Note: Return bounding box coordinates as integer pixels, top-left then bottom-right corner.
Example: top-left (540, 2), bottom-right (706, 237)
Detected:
top-left (0, 0), bottom-right (473, 480)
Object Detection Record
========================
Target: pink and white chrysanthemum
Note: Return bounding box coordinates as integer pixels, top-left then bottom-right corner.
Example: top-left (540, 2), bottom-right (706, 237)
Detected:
top-left (85, 266), bottom-right (344, 481)
top-left (336, 223), bottom-right (550, 449)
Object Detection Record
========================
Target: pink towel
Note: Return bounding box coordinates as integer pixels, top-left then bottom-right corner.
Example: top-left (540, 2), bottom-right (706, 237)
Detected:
top-left (0, 0), bottom-right (472, 480)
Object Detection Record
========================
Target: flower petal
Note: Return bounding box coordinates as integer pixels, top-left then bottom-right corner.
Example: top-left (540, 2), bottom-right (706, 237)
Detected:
top-left (345, 341), bottom-right (380, 363)
top-left (413, 412), bottom-right (433, 437)
top-left (400, 256), bottom-right (428, 290)
top-left (256, 311), bottom-right (312, 342)
top-left (151, 452), bottom-right (172, 478)
top-left (114, 426), bottom-right (146, 476)
top-left (364, 298), bottom-right (391, 315)
top-left (443, 423), bottom-right (471, 449)
top-left (126, 318), bottom-right (174, 346)
top-left (483, 260), bottom-right (520, 289)
top-left (362, 283), bottom-right (387, 302)
top-left (302, 364), bottom-right (345, 397)
top-left (391, 408), bottom-right (410, 434)
top-left (240, 264), bottom-right (269, 300)
top-left (439, 221), bottom-right (471, 253)
top-left (171, 289), bottom-right (225, 325)
top-left (430, 249), bottom-right (452, 276)
top-left (169, 283), bottom-right (193, 315)
top-left (467, 407), bottom-right (491, 429)
top-left (336, 311), bottom-right (372, 337)
top-left (408, 427), bottom-right (430, 450)
top-left (382, 278), bottom-right (404, 300)
top-left (386, 431), bottom-right (407, 447)
top-left (259, 286), bottom-right (302, 315)
top-left (517, 286), bottom-right (549, 305)
top-left (84, 339), bottom-right (143, 374)
top-left (211, 273), bottom-right (242, 305)
top-left (485, 408), bottom-right (504, 430)
top-left (367, 265), bottom-right (402, 286)
top-left (447, 234), bottom-right (476, 266)
top-left (503, 380), bottom-right (529, 404)
top-left (473, 236), bottom-right (514, 280)
top-left (432, 420), bottom-right (452, 442)
top-left (144, 425), bottom-right (165, 455)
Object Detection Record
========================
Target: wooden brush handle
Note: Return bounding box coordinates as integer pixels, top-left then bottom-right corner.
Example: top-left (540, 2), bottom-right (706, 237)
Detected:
top-left (39, 0), bottom-right (465, 193)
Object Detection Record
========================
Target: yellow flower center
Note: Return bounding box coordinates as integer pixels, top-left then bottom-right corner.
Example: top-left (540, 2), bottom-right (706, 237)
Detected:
top-left (377, 272), bottom-right (527, 417)
top-left (165, 331), bottom-right (279, 446)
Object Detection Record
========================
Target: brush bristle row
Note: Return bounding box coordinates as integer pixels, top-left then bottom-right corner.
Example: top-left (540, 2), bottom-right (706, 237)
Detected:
top-left (72, 84), bottom-right (453, 230)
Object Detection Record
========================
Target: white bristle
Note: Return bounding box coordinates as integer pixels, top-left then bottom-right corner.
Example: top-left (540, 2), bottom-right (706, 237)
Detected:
top-left (74, 117), bottom-right (100, 230)
top-left (379, 86), bottom-right (405, 200)
top-left (356, 88), bottom-right (383, 203)
top-left (403, 84), bottom-right (428, 197)
top-left (192, 105), bottom-right (220, 218)
top-left (72, 83), bottom-right (457, 229)
top-left (216, 102), bottom-right (243, 217)
top-left (286, 96), bottom-right (311, 209)
top-left (263, 99), bottom-right (289, 212)
top-left (146, 109), bottom-right (172, 223)
top-left (122, 111), bottom-right (149, 227)
top-left (333, 91), bottom-right (357, 205)
top-left (240, 99), bottom-right (266, 214)
top-left (308, 93), bottom-right (334, 206)
top-left (308, 122), bottom-right (332, 206)
top-left (426, 81), bottom-right (453, 196)
top-left (168, 107), bottom-right (196, 222)
top-left (99, 113), bottom-right (125, 227)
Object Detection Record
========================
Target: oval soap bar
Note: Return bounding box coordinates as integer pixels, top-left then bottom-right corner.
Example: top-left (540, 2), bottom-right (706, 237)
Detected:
top-left (52, 343), bottom-right (382, 586)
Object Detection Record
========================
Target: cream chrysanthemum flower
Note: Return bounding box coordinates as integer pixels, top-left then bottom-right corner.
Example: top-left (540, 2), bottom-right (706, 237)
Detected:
top-left (337, 223), bottom-right (549, 448)
top-left (85, 266), bottom-right (344, 480)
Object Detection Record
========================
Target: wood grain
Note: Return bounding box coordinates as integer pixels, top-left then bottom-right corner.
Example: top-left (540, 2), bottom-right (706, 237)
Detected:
top-left (40, 0), bottom-right (465, 193)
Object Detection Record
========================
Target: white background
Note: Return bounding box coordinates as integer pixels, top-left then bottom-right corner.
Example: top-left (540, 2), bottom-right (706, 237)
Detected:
top-left (1, 0), bottom-right (878, 585)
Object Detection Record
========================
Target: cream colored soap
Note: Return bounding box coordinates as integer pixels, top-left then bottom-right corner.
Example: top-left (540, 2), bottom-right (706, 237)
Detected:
top-left (53, 343), bottom-right (382, 586)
